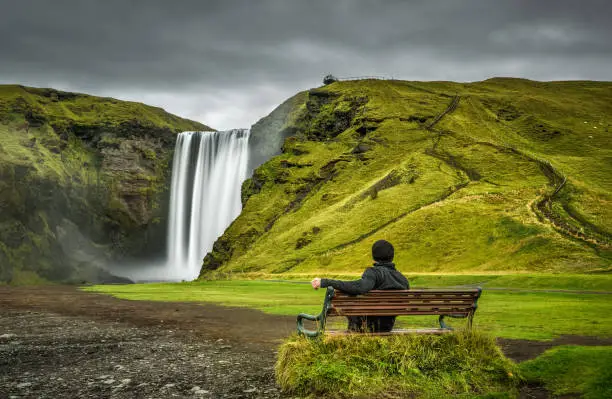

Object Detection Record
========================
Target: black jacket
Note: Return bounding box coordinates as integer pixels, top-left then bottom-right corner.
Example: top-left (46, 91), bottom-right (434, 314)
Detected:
top-left (321, 262), bottom-right (409, 295)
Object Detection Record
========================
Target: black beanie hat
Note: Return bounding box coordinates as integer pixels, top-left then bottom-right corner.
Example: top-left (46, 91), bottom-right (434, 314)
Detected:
top-left (372, 240), bottom-right (394, 262)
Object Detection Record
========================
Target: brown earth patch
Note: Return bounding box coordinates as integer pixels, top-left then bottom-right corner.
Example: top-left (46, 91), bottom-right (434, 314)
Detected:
top-left (0, 285), bottom-right (295, 350)
top-left (498, 335), bottom-right (612, 362)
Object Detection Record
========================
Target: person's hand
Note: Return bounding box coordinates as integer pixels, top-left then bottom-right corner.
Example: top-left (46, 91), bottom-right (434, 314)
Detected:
top-left (311, 278), bottom-right (321, 290)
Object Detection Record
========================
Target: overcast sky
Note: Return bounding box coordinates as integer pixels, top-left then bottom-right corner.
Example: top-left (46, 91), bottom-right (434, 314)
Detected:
top-left (1, 0), bottom-right (610, 130)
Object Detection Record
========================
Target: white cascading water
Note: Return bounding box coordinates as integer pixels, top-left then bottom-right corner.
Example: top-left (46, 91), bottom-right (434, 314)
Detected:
top-left (165, 129), bottom-right (250, 281)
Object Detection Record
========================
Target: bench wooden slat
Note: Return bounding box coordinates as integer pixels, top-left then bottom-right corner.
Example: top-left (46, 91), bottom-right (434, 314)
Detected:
top-left (329, 310), bottom-right (471, 316)
top-left (334, 289), bottom-right (480, 295)
top-left (335, 294), bottom-right (477, 300)
top-left (330, 310), bottom-right (474, 315)
top-left (331, 304), bottom-right (474, 312)
top-left (331, 302), bottom-right (477, 308)
top-left (332, 301), bottom-right (474, 308)
top-left (334, 290), bottom-right (479, 293)
top-left (332, 299), bottom-right (477, 306)
top-left (335, 294), bottom-right (479, 296)
top-left (333, 295), bottom-right (479, 300)
top-left (333, 293), bottom-right (480, 297)
top-left (334, 300), bottom-right (477, 304)
top-left (327, 328), bottom-right (454, 336)
top-left (334, 293), bottom-right (479, 297)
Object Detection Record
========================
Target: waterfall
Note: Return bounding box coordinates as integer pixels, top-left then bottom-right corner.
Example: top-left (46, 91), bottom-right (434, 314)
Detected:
top-left (165, 129), bottom-right (250, 281)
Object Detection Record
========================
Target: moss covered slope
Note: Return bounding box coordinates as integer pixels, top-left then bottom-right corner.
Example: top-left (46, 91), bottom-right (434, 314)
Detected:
top-left (202, 78), bottom-right (611, 277)
top-left (0, 85), bottom-right (210, 283)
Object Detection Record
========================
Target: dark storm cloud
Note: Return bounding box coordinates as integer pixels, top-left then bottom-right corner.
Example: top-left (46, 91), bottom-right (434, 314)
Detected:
top-left (1, 0), bottom-right (611, 129)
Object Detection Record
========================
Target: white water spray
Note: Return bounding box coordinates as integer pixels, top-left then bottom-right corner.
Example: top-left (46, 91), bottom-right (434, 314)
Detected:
top-left (164, 129), bottom-right (250, 280)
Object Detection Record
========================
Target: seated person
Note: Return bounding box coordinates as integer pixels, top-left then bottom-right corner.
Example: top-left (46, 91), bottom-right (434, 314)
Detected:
top-left (311, 240), bottom-right (409, 332)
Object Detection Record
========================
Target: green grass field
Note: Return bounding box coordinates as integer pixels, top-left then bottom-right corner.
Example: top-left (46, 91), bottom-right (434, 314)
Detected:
top-left (85, 275), bottom-right (612, 340)
top-left (520, 345), bottom-right (612, 399)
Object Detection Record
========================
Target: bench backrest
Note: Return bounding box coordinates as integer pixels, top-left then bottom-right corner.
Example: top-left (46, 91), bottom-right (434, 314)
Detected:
top-left (327, 289), bottom-right (481, 317)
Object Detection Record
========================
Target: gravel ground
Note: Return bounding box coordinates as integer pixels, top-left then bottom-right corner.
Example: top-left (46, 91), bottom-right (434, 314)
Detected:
top-left (0, 286), bottom-right (295, 398)
top-left (0, 310), bottom-right (286, 398)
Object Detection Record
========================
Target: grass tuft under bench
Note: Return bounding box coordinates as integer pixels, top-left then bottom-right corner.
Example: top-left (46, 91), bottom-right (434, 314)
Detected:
top-left (276, 331), bottom-right (519, 398)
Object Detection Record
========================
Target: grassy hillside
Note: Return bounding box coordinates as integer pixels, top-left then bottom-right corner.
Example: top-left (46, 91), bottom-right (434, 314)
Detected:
top-left (201, 78), bottom-right (611, 276)
top-left (0, 85), bottom-right (210, 283)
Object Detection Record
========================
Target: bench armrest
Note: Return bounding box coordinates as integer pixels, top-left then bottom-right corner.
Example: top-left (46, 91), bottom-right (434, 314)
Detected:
top-left (296, 287), bottom-right (335, 339)
top-left (297, 313), bottom-right (323, 338)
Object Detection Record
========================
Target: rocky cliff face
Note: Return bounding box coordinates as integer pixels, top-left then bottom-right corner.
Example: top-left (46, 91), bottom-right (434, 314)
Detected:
top-left (0, 85), bottom-right (211, 283)
top-left (247, 91), bottom-right (308, 173)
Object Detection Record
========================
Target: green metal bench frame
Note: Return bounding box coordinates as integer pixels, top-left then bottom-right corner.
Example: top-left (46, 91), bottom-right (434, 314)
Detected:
top-left (297, 286), bottom-right (482, 338)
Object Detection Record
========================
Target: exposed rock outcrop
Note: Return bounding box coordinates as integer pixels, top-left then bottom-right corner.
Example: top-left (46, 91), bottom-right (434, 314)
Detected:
top-left (0, 85), bottom-right (211, 283)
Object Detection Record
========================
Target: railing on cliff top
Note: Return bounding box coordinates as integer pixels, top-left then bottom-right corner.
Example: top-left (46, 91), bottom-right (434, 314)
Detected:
top-left (335, 75), bottom-right (398, 81)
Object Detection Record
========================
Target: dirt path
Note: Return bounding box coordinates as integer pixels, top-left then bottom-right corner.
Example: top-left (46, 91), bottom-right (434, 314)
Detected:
top-left (0, 286), bottom-right (294, 398)
top-left (2, 286), bottom-right (611, 398)
top-left (0, 285), bottom-right (295, 348)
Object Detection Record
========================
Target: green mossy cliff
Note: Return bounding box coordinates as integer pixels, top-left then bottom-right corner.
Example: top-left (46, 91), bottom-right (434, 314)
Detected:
top-left (0, 85), bottom-right (210, 283)
top-left (202, 78), bottom-right (611, 277)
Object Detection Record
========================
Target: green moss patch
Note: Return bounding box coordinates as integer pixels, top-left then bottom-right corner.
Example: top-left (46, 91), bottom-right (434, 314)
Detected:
top-left (276, 332), bottom-right (519, 398)
top-left (520, 345), bottom-right (612, 399)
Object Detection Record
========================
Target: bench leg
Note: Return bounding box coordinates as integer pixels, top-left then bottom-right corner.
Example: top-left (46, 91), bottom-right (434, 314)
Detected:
top-left (439, 313), bottom-right (475, 330)
top-left (438, 315), bottom-right (453, 330)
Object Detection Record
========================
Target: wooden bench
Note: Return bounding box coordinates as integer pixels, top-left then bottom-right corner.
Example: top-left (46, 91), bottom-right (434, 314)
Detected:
top-left (297, 287), bottom-right (482, 338)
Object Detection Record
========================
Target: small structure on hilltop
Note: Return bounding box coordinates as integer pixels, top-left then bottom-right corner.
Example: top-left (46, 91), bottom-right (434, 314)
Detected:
top-left (323, 74), bottom-right (338, 85)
